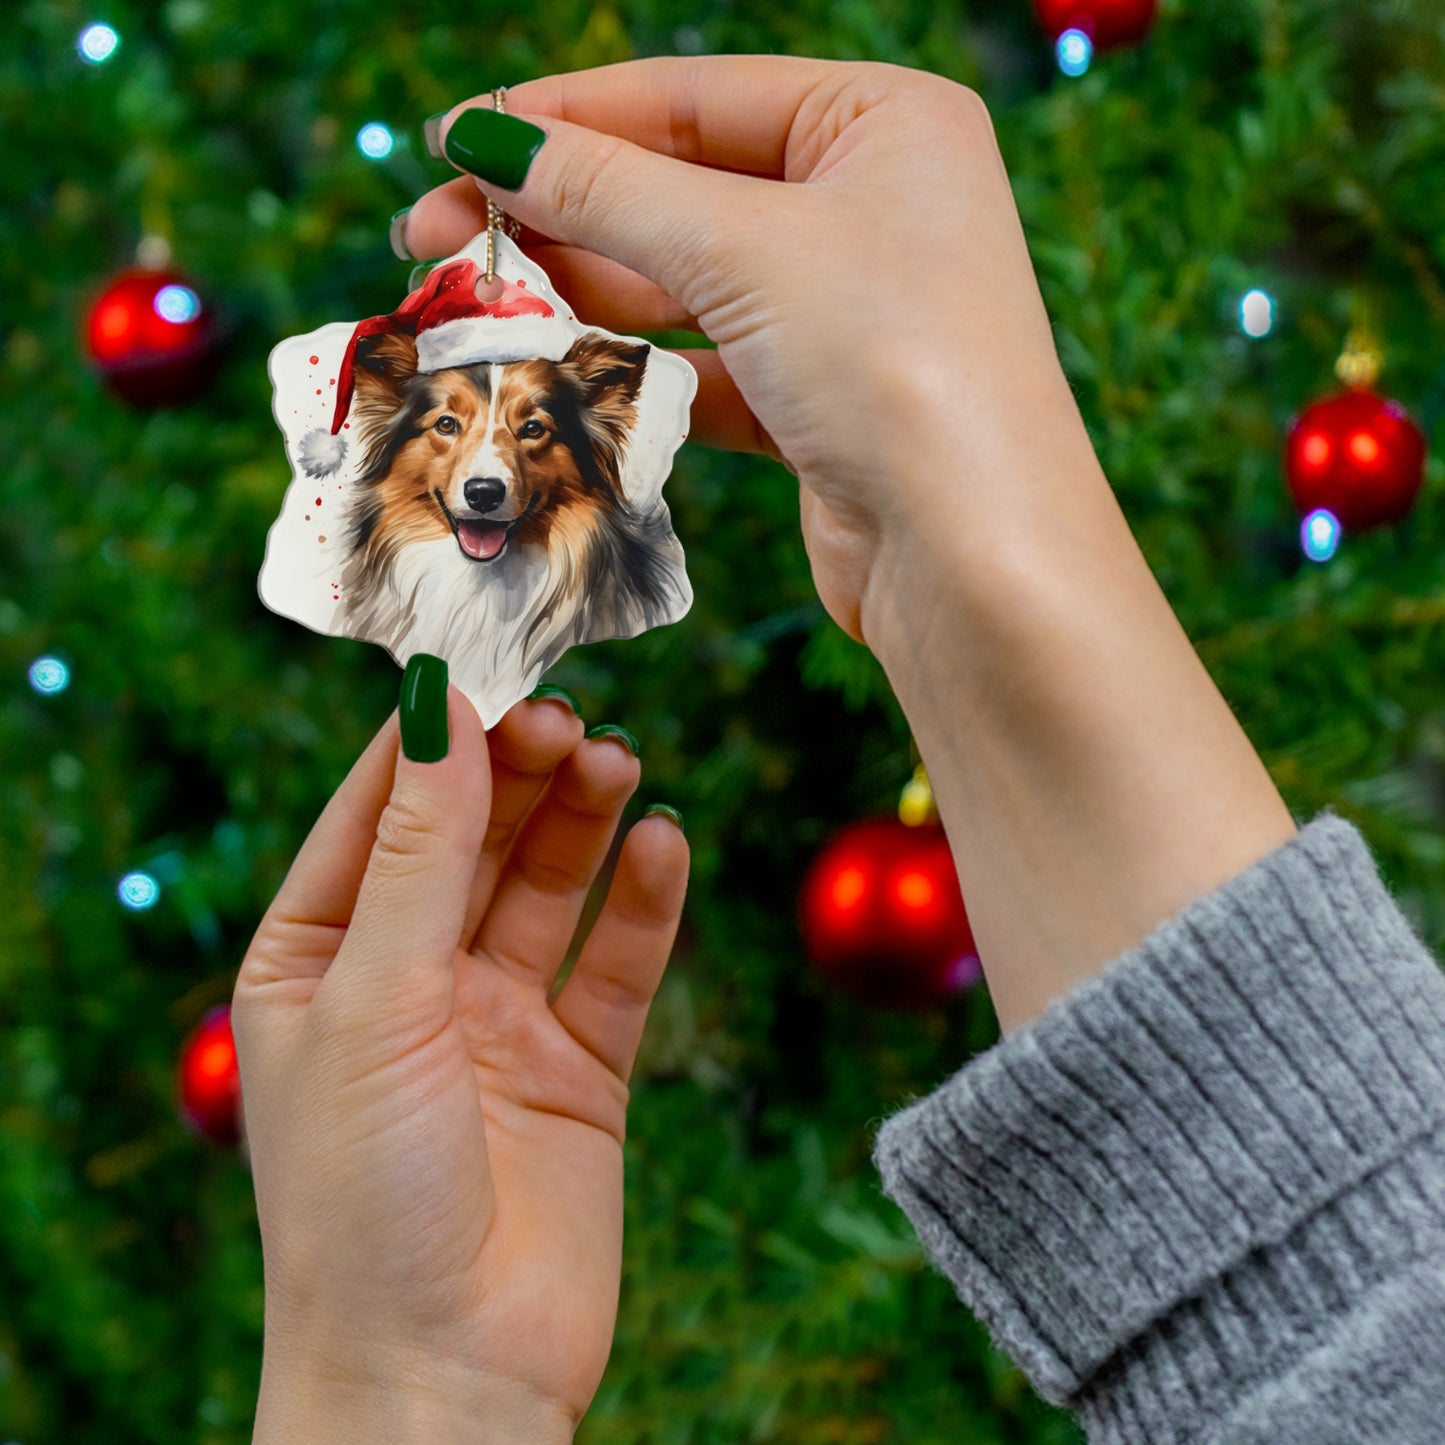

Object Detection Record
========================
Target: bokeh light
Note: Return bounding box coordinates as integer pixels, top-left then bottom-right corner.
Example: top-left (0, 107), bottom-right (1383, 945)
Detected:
top-left (28, 657), bottom-right (70, 695)
top-left (78, 22), bottom-right (120, 64)
top-left (1240, 288), bottom-right (1274, 338)
top-left (118, 871), bottom-right (161, 910)
top-left (153, 284), bottom-right (201, 324)
top-left (1301, 508), bottom-right (1342, 563)
top-left (356, 122), bottom-right (395, 159)
top-left (1057, 29), bottom-right (1093, 76)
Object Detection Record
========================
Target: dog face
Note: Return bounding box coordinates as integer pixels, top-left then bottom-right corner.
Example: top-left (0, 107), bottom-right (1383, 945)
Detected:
top-left (349, 330), bottom-right (649, 567)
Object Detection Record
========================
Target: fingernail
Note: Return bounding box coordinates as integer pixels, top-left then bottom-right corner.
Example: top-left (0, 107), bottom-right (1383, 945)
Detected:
top-left (585, 723), bottom-right (639, 756)
top-left (528, 683), bottom-right (581, 715)
top-left (644, 803), bottom-right (684, 834)
top-left (423, 112), bottom-right (447, 160)
top-left (400, 653), bottom-right (449, 762)
top-left (389, 207), bottom-right (413, 262)
top-left (443, 107), bottom-right (546, 191)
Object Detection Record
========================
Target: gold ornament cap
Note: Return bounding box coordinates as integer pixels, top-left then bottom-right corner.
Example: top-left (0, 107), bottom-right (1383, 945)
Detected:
top-left (898, 764), bottom-right (938, 827)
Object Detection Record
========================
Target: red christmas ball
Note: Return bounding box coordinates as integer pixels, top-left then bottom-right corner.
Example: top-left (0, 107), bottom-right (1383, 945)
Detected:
top-left (800, 818), bottom-right (981, 1011)
top-left (178, 1005), bottom-right (242, 1147)
top-left (1284, 388), bottom-right (1427, 533)
top-left (85, 267), bottom-right (222, 407)
top-left (1034, 0), bottom-right (1157, 49)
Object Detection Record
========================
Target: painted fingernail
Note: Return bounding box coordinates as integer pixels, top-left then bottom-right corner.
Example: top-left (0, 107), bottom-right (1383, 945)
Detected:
top-left (528, 684), bottom-right (581, 715)
top-left (585, 723), bottom-right (639, 756)
top-left (644, 803), bottom-right (684, 834)
top-left (423, 112), bottom-right (447, 160)
top-left (389, 207), bottom-right (413, 262)
top-left (400, 653), bottom-right (449, 762)
top-left (443, 107), bottom-right (546, 191)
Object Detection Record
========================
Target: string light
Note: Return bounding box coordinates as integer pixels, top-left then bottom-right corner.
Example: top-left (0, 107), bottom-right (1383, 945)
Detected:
top-left (1057, 29), bottom-right (1093, 76)
top-left (356, 122), bottom-right (395, 160)
top-left (1239, 289), bottom-right (1274, 338)
top-left (153, 284), bottom-right (201, 324)
top-left (78, 22), bottom-right (120, 64)
top-left (1301, 508), bottom-right (1341, 563)
top-left (118, 871), bottom-right (161, 910)
top-left (28, 657), bottom-right (70, 695)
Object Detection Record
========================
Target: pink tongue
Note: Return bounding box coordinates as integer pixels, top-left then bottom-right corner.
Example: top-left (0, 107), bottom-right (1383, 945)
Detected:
top-left (457, 521), bottom-right (508, 560)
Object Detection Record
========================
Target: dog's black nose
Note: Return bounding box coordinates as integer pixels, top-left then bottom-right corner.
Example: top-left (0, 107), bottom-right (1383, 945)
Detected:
top-left (463, 477), bottom-right (507, 513)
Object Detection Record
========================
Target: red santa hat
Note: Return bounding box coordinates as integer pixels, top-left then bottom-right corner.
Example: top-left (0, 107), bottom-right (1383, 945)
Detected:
top-left (297, 257), bottom-right (571, 479)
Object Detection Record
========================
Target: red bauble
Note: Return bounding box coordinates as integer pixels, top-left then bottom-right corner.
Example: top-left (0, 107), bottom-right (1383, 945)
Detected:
top-left (85, 267), bottom-right (222, 407)
top-left (1284, 388), bottom-right (1427, 532)
top-left (800, 818), bottom-right (981, 1011)
top-left (1034, 0), bottom-right (1157, 48)
top-left (178, 1005), bottom-right (242, 1147)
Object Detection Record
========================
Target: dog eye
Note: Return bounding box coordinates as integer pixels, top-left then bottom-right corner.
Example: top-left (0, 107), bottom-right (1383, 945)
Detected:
top-left (434, 415), bottom-right (460, 435)
top-left (518, 419), bottom-right (546, 440)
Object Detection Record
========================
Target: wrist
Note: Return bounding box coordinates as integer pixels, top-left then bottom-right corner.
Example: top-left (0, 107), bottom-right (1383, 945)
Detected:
top-left (253, 1344), bottom-right (575, 1445)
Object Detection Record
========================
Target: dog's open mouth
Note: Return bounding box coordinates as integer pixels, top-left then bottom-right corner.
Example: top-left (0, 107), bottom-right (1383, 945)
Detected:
top-left (455, 519), bottom-right (510, 562)
top-left (437, 489), bottom-right (541, 564)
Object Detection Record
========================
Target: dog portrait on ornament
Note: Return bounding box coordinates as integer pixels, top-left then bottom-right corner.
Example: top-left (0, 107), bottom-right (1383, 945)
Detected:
top-left (260, 232), bottom-right (695, 726)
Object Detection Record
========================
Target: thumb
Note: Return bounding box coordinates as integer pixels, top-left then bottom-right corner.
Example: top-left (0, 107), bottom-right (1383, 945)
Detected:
top-left (438, 104), bottom-right (757, 317)
top-left (326, 656), bottom-right (490, 1021)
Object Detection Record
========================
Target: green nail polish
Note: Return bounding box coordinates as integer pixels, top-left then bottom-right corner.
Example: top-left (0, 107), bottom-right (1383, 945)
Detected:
top-left (585, 723), bottom-right (639, 756)
top-left (528, 684), bottom-right (581, 715)
top-left (400, 653), bottom-right (449, 762)
top-left (443, 107), bottom-right (546, 191)
top-left (423, 112), bottom-right (447, 160)
top-left (388, 207), bottom-right (413, 262)
top-left (644, 803), bottom-right (684, 834)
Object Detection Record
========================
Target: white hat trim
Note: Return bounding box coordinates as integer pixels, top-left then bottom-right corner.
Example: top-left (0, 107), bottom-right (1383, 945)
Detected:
top-left (418, 315), bottom-right (574, 372)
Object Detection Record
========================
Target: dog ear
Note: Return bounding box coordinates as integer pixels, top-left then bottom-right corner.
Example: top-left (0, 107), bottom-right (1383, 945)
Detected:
top-left (561, 334), bottom-right (649, 409)
top-left (353, 331), bottom-right (419, 400)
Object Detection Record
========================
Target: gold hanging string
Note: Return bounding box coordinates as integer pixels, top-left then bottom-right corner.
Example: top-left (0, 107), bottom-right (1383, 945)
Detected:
top-left (1335, 293), bottom-right (1383, 390)
top-left (484, 87), bottom-right (523, 283)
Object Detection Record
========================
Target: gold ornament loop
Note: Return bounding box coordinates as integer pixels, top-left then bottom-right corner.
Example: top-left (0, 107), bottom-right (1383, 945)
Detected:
top-left (484, 87), bottom-right (523, 283)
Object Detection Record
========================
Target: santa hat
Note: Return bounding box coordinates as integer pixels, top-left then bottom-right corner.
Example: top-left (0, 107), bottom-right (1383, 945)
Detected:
top-left (297, 257), bottom-right (573, 479)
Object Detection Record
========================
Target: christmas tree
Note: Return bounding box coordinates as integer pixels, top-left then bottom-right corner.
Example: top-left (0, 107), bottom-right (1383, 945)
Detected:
top-left (3, 1), bottom-right (1443, 1441)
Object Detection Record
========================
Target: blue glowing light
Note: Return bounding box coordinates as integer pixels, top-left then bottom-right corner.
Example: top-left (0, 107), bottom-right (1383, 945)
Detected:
top-left (1240, 288), bottom-right (1275, 338)
top-left (1301, 508), bottom-right (1341, 563)
top-left (28, 657), bottom-right (70, 695)
top-left (357, 123), bottom-right (395, 160)
top-left (118, 871), bottom-right (161, 910)
top-left (154, 284), bottom-right (201, 324)
top-left (1057, 28), bottom-right (1093, 77)
top-left (78, 22), bottom-right (120, 64)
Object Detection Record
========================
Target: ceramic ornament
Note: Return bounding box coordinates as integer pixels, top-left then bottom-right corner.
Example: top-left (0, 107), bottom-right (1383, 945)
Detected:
top-left (260, 231), bottom-right (695, 726)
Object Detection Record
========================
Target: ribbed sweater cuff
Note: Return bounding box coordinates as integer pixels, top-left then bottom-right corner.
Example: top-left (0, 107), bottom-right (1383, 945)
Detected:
top-left (870, 812), bottom-right (1445, 1417)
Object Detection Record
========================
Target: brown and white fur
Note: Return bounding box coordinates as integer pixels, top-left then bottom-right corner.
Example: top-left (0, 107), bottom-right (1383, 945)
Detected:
top-left (336, 329), bottom-right (687, 701)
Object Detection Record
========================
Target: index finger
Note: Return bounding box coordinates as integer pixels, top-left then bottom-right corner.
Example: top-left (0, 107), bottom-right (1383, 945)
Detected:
top-left (447, 54), bottom-right (860, 181)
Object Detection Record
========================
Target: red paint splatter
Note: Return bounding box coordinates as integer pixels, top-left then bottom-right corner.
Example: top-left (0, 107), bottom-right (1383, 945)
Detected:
top-left (315, 497), bottom-right (322, 507)
top-left (315, 388), bottom-right (322, 395)
top-left (310, 354), bottom-right (319, 364)
top-left (516, 279), bottom-right (527, 288)
top-left (329, 378), bottom-right (336, 386)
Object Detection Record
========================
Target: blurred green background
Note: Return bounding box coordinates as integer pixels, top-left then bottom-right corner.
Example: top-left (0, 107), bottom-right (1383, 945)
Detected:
top-left (4, 0), bottom-right (1445, 1440)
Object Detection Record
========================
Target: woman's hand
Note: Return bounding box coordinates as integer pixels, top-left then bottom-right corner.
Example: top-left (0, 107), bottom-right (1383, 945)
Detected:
top-left (401, 56), bottom-right (1095, 645)
top-left (232, 688), bottom-right (688, 1443)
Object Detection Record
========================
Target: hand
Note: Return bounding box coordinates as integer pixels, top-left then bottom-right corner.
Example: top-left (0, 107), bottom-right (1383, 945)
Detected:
top-left (402, 56), bottom-right (1095, 646)
top-left (232, 691), bottom-right (688, 1442)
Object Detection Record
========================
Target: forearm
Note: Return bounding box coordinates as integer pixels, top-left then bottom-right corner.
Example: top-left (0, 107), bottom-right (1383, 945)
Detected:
top-left (859, 375), bottom-right (1296, 1034)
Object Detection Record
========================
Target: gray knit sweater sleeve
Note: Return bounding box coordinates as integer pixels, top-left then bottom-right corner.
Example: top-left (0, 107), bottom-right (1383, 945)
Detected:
top-left (870, 812), bottom-right (1445, 1443)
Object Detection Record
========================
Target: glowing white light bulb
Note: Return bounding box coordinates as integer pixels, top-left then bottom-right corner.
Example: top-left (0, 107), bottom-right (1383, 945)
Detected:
top-left (1057, 29), bottom-right (1093, 77)
top-left (154, 284), bottom-right (201, 324)
top-left (118, 871), bottom-right (161, 910)
top-left (357, 123), bottom-right (395, 160)
top-left (28, 657), bottom-right (70, 695)
top-left (1301, 508), bottom-right (1341, 563)
top-left (1240, 288), bottom-right (1275, 338)
top-left (78, 22), bottom-right (120, 64)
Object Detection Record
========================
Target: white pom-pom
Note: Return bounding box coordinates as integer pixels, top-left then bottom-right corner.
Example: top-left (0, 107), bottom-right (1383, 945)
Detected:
top-left (297, 428), bottom-right (348, 478)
